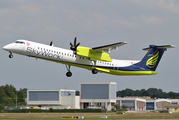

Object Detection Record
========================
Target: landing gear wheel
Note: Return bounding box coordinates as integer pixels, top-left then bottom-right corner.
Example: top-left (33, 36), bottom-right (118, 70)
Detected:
top-left (66, 72), bottom-right (72, 77)
top-left (9, 54), bottom-right (13, 58)
top-left (92, 69), bottom-right (98, 74)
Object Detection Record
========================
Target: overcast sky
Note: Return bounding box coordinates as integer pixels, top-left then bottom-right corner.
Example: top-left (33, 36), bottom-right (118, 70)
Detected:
top-left (1, 0), bottom-right (178, 93)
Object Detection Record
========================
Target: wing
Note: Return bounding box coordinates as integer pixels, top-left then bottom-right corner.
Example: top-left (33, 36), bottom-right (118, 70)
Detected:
top-left (76, 42), bottom-right (127, 62)
top-left (91, 42), bottom-right (127, 53)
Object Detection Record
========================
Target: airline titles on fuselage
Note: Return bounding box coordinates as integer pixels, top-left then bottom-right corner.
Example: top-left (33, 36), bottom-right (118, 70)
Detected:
top-left (26, 47), bottom-right (62, 59)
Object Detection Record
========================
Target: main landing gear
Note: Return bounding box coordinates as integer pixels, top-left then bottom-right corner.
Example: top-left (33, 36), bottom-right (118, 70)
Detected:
top-left (65, 64), bottom-right (72, 77)
top-left (9, 52), bottom-right (13, 58)
top-left (92, 61), bottom-right (98, 74)
top-left (92, 69), bottom-right (98, 74)
top-left (65, 61), bottom-right (98, 77)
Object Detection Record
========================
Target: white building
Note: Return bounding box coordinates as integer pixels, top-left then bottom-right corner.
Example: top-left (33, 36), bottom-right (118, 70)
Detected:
top-left (171, 99), bottom-right (179, 104)
top-left (80, 82), bottom-right (116, 111)
top-left (116, 97), bottom-right (171, 111)
top-left (146, 99), bottom-right (171, 110)
top-left (116, 97), bottom-right (146, 110)
top-left (27, 89), bottom-right (80, 109)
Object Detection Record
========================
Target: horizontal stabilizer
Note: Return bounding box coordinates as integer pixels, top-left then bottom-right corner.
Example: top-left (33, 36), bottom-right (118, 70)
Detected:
top-left (143, 45), bottom-right (176, 51)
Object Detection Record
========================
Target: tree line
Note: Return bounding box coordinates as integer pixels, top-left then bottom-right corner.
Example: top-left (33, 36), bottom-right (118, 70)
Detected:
top-left (117, 88), bottom-right (179, 99)
top-left (0, 84), bottom-right (27, 110)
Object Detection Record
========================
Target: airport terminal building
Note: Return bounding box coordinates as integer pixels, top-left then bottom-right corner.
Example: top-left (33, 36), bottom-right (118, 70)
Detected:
top-left (26, 82), bottom-right (178, 111)
top-left (80, 82), bottom-right (116, 111)
top-left (27, 89), bottom-right (80, 109)
top-left (116, 97), bottom-right (146, 110)
top-left (26, 82), bottom-right (117, 111)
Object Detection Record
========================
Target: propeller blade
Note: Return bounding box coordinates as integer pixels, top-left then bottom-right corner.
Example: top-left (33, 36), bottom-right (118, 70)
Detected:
top-left (74, 37), bottom-right (77, 46)
top-left (50, 41), bottom-right (53, 46)
top-left (70, 42), bottom-right (73, 47)
top-left (76, 43), bottom-right (80, 47)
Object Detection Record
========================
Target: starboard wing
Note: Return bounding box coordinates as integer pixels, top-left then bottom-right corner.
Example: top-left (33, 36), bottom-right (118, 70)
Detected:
top-left (91, 42), bottom-right (127, 53)
top-left (76, 42), bottom-right (127, 62)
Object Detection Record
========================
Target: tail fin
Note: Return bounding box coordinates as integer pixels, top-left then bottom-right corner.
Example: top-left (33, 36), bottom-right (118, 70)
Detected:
top-left (138, 45), bottom-right (175, 71)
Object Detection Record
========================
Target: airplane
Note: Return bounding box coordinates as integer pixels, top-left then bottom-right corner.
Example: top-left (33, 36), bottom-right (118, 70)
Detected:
top-left (3, 37), bottom-right (175, 77)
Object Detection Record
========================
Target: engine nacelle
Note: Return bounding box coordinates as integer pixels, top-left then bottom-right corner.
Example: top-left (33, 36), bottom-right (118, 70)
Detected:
top-left (76, 46), bottom-right (112, 62)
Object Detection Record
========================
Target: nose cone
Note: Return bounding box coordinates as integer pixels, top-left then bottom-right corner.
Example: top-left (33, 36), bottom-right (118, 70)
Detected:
top-left (3, 44), bottom-right (12, 51)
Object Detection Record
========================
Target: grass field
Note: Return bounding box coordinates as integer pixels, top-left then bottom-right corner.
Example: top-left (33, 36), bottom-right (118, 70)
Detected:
top-left (0, 112), bottom-right (179, 120)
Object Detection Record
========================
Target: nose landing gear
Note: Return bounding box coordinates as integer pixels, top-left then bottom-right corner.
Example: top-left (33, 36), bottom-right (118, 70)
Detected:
top-left (9, 52), bottom-right (13, 58)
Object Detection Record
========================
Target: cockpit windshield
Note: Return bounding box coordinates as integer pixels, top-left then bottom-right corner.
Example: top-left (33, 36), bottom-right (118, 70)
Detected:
top-left (14, 41), bottom-right (25, 44)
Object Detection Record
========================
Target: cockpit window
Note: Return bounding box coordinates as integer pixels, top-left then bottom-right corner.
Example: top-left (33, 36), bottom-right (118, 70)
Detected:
top-left (14, 41), bottom-right (25, 44)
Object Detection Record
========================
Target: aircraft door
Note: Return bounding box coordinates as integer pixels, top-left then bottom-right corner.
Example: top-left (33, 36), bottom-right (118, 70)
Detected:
top-left (113, 62), bottom-right (119, 70)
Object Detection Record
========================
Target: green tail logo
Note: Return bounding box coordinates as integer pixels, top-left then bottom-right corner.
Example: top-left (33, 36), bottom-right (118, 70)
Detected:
top-left (146, 51), bottom-right (159, 68)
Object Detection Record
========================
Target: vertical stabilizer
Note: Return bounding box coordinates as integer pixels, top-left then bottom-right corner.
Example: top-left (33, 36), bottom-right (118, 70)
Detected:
top-left (138, 45), bottom-right (175, 71)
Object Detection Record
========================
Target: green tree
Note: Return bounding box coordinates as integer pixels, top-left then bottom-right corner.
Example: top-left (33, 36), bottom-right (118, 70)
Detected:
top-left (4, 84), bottom-right (16, 105)
top-left (113, 104), bottom-right (120, 110)
top-left (0, 86), bottom-right (7, 104)
top-left (121, 105), bottom-right (128, 109)
top-left (134, 90), bottom-right (140, 96)
top-left (0, 84), bottom-right (27, 110)
top-left (17, 88), bottom-right (26, 104)
top-left (168, 91), bottom-right (176, 99)
top-left (22, 88), bottom-right (28, 96)
top-left (4, 84), bottom-right (16, 98)
top-left (125, 88), bottom-right (135, 96)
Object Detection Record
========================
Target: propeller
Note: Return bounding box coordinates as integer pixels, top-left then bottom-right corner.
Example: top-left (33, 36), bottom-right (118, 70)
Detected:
top-left (70, 37), bottom-right (80, 53)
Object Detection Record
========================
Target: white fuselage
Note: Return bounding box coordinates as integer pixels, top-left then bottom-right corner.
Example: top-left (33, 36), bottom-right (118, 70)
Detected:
top-left (3, 40), bottom-right (140, 75)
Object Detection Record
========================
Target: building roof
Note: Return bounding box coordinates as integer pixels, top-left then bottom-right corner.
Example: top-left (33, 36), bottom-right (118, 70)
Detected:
top-left (164, 104), bottom-right (179, 107)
